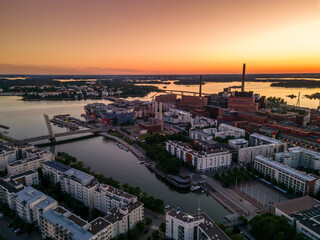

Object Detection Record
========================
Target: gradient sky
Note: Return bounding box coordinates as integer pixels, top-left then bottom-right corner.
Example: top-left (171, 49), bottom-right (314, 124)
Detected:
top-left (1, 0), bottom-right (320, 74)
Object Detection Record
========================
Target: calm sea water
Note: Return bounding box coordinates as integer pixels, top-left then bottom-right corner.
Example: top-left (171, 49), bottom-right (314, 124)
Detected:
top-left (138, 81), bottom-right (320, 109)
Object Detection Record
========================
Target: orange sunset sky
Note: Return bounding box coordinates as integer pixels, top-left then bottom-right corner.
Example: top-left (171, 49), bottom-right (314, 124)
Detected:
top-left (0, 0), bottom-right (320, 75)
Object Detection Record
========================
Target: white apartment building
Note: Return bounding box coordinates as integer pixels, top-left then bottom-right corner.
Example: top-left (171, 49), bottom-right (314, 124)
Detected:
top-left (275, 147), bottom-right (320, 170)
top-left (166, 141), bottom-right (232, 172)
top-left (62, 168), bottom-right (98, 209)
top-left (189, 128), bottom-right (213, 142)
top-left (166, 209), bottom-right (230, 240)
top-left (191, 116), bottom-right (217, 129)
top-left (6, 170), bottom-right (39, 187)
top-left (41, 202), bottom-right (144, 240)
top-left (249, 133), bottom-right (287, 152)
top-left (216, 123), bottom-right (245, 139)
top-left (15, 186), bottom-right (58, 226)
top-left (40, 206), bottom-right (110, 240)
top-left (228, 138), bottom-right (249, 150)
top-left (42, 161), bottom-right (72, 184)
top-left (7, 149), bottom-right (53, 176)
top-left (163, 109), bottom-right (191, 124)
top-left (254, 155), bottom-right (317, 195)
top-left (94, 183), bottom-right (137, 214)
top-left (0, 178), bottom-right (24, 210)
top-left (274, 197), bottom-right (320, 240)
top-left (238, 144), bottom-right (275, 165)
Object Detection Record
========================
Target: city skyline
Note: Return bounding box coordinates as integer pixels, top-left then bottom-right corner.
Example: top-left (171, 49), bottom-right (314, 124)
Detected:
top-left (1, 0), bottom-right (320, 75)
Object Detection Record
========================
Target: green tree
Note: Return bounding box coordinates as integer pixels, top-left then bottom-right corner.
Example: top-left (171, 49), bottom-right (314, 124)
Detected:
top-left (159, 221), bottom-right (166, 232)
top-left (151, 230), bottom-right (160, 240)
top-left (136, 221), bottom-right (145, 234)
top-left (127, 228), bottom-right (139, 240)
top-left (146, 217), bottom-right (152, 225)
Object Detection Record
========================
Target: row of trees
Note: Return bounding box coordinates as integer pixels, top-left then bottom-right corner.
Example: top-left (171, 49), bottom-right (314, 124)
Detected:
top-left (249, 213), bottom-right (306, 240)
top-left (137, 132), bottom-right (194, 175)
top-left (213, 167), bottom-right (252, 188)
top-left (56, 152), bottom-right (165, 213)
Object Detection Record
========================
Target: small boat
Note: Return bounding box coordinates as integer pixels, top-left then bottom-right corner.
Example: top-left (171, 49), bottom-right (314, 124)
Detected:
top-left (191, 186), bottom-right (201, 191)
top-left (165, 205), bottom-right (170, 209)
top-left (144, 163), bottom-right (150, 167)
top-left (139, 161), bottom-right (146, 164)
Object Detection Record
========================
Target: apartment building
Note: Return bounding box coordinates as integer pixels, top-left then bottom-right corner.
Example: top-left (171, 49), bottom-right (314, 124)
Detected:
top-left (5, 170), bottom-right (39, 187)
top-left (41, 202), bottom-right (144, 240)
top-left (0, 178), bottom-right (24, 210)
top-left (94, 183), bottom-right (137, 214)
top-left (238, 144), bottom-right (275, 165)
top-left (15, 186), bottom-right (58, 226)
top-left (216, 123), bottom-right (245, 139)
top-left (42, 161), bottom-right (71, 184)
top-left (275, 147), bottom-right (320, 170)
top-left (163, 109), bottom-right (191, 124)
top-left (7, 149), bottom-right (53, 176)
top-left (254, 156), bottom-right (317, 195)
top-left (62, 168), bottom-right (98, 209)
top-left (274, 196), bottom-right (320, 240)
top-left (249, 133), bottom-right (287, 152)
top-left (40, 206), bottom-right (110, 240)
top-left (189, 128), bottom-right (213, 142)
top-left (228, 138), bottom-right (249, 150)
top-left (191, 116), bottom-right (217, 129)
top-left (166, 208), bottom-right (230, 240)
top-left (166, 141), bottom-right (232, 172)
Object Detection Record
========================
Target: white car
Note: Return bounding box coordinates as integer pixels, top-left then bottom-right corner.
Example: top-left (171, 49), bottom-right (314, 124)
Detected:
top-left (0, 213), bottom-right (4, 218)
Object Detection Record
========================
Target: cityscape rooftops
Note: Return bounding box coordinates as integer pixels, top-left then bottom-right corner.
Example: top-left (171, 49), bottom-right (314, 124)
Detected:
top-left (196, 213), bottom-right (230, 240)
top-left (88, 217), bottom-right (111, 235)
top-left (16, 186), bottom-right (56, 207)
top-left (288, 147), bottom-right (320, 157)
top-left (41, 208), bottom-right (93, 240)
top-left (64, 168), bottom-right (95, 185)
top-left (255, 156), bottom-right (316, 182)
top-left (0, 178), bottom-right (24, 193)
top-left (274, 196), bottom-right (320, 215)
top-left (43, 161), bottom-right (72, 172)
top-left (250, 133), bottom-right (283, 144)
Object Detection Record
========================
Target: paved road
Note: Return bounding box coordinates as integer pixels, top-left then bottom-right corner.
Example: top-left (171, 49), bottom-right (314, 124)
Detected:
top-left (0, 216), bottom-right (42, 240)
top-left (138, 209), bottom-right (165, 240)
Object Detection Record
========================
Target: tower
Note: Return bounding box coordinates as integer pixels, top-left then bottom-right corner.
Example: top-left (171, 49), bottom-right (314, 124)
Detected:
top-left (199, 75), bottom-right (202, 97)
top-left (241, 63), bottom-right (246, 92)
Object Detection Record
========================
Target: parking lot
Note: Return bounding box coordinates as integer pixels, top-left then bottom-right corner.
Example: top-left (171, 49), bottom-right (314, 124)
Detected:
top-left (239, 181), bottom-right (289, 208)
top-left (0, 216), bottom-right (42, 240)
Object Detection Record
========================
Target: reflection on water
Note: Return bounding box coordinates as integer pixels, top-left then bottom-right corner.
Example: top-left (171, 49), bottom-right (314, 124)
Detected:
top-left (137, 81), bottom-right (320, 109)
top-left (42, 137), bottom-right (229, 221)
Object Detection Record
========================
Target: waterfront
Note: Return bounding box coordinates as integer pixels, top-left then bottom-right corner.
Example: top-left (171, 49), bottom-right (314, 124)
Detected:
top-left (138, 81), bottom-right (320, 109)
top-left (0, 96), bottom-right (229, 221)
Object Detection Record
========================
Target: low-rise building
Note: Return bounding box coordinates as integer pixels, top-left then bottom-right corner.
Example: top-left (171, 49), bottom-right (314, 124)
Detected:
top-left (16, 186), bottom-right (58, 226)
top-left (216, 123), bottom-right (245, 139)
top-left (249, 133), bottom-right (287, 152)
top-left (6, 170), bottom-right (39, 187)
top-left (228, 138), bottom-right (249, 150)
top-left (274, 196), bottom-right (320, 240)
top-left (166, 141), bottom-right (232, 172)
top-left (191, 116), bottom-right (217, 129)
top-left (189, 128), bottom-right (213, 142)
top-left (254, 155), bottom-right (317, 195)
top-left (238, 144), bottom-right (275, 165)
top-left (166, 208), bottom-right (230, 240)
top-left (275, 147), bottom-right (320, 170)
top-left (163, 109), bottom-right (191, 124)
top-left (7, 149), bottom-right (53, 176)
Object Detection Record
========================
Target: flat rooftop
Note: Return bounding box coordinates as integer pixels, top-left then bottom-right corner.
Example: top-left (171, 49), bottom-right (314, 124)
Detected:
top-left (250, 133), bottom-right (283, 144)
top-left (43, 161), bottom-right (71, 172)
top-left (274, 196), bottom-right (320, 215)
top-left (255, 155), bottom-right (315, 182)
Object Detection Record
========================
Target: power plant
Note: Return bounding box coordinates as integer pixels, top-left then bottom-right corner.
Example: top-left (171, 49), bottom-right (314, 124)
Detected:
top-left (241, 63), bottom-right (246, 92)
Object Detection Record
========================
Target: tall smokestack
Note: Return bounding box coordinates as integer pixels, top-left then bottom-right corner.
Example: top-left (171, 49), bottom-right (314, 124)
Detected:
top-left (241, 63), bottom-right (246, 92)
top-left (159, 102), bottom-right (163, 121)
top-left (199, 75), bottom-right (202, 98)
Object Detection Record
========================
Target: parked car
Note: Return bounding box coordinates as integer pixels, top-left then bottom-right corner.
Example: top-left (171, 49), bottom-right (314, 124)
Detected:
top-left (0, 213), bottom-right (4, 218)
top-left (14, 228), bottom-right (20, 233)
